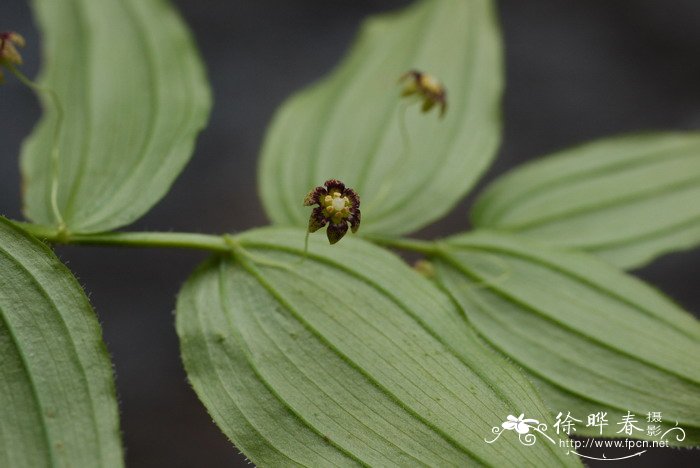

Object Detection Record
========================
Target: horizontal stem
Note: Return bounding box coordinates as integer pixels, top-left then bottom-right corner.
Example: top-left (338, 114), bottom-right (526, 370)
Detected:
top-left (17, 223), bottom-right (230, 253)
top-left (16, 222), bottom-right (440, 256)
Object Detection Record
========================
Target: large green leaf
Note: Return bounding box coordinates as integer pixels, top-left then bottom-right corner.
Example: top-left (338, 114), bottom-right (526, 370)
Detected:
top-left (176, 227), bottom-right (578, 466)
top-left (434, 231), bottom-right (700, 444)
top-left (0, 217), bottom-right (122, 466)
top-left (21, 0), bottom-right (211, 233)
top-left (471, 133), bottom-right (700, 269)
top-left (259, 0), bottom-right (502, 236)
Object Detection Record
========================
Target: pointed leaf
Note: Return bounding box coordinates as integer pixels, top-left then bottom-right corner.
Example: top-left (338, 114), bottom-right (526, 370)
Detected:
top-left (434, 231), bottom-right (700, 444)
top-left (176, 227), bottom-right (578, 466)
top-left (259, 0), bottom-right (502, 236)
top-left (471, 133), bottom-right (700, 269)
top-left (21, 0), bottom-right (211, 233)
top-left (0, 217), bottom-right (123, 466)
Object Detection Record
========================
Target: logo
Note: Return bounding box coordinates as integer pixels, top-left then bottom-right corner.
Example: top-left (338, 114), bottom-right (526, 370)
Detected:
top-left (485, 411), bottom-right (686, 462)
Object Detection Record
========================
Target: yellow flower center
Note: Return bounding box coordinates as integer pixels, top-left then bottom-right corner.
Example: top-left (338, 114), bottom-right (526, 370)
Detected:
top-left (332, 197), bottom-right (346, 211)
top-left (322, 191), bottom-right (350, 223)
top-left (419, 73), bottom-right (442, 94)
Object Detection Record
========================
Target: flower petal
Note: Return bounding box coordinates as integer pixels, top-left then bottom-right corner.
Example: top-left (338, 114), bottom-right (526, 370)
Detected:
top-left (11, 32), bottom-right (26, 48)
top-left (400, 70), bottom-right (419, 80)
top-left (421, 99), bottom-right (436, 113)
top-left (349, 209), bottom-right (361, 233)
top-left (324, 179), bottom-right (345, 194)
top-left (0, 32), bottom-right (25, 66)
top-left (308, 207), bottom-right (327, 233)
top-left (303, 186), bottom-right (327, 206)
top-left (344, 188), bottom-right (360, 207)
top-left (326, 221), bottom-right (349, 244)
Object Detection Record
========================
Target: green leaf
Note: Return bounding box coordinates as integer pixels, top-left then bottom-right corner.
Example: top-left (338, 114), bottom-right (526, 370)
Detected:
top-left (176, 227), bottom-right (579, 466)
top-left (434, 231), bottom-right (700, 444)
top-left (471, 133), bottom-right (700, 269)
top-left (259, 0), bottom-right (502, 236)
top-left (0, 217), bottom-right (123, 466)
top-left (21, 0), bottom-right (212, 233)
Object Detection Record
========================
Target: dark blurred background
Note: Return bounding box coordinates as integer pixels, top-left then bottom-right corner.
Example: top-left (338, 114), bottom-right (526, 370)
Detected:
top-left (2, 1), bottom-right (699, 467)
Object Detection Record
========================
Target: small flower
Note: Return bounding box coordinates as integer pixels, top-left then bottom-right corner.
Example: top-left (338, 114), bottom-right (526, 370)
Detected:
top-left (304, 179), bottom-right (361, 244)
top-left (0, 31), bottom-right (25, 83)
top-left (502, 414), bottom-right (539, 435)
top-left (399, 69), bottom-right (447, 117)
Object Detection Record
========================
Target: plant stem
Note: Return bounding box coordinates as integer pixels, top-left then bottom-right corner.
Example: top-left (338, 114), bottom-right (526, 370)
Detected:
top-left (17, 222), bottom-right (440, 256)
top-left (17, 223), bottom-right (230, 253)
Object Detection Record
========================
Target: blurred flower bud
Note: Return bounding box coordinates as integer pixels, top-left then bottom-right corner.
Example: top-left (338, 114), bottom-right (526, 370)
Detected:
top-left (0, 31), bottom-right (26, 83)
top-left (399, 69), bottom-right (447, 117)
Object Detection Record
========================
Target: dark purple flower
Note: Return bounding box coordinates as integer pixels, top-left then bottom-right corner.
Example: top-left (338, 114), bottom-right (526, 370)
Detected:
top-left (304, 179), bottom-right (361, 244)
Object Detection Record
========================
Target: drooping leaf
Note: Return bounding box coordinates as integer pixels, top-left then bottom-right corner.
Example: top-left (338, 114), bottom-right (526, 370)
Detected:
top-left (434, 231), bottom-right (700, 444)
top-left (259, 0), bottom-right (502, 236)
top-left (21, 0), bottom-right (211, 233)
top-left (0, 217), bottom-right (123, 466)
top-left (471, 133), bottom-right (700, 269)
top-left (176, 227), bottom-right (579, 466)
